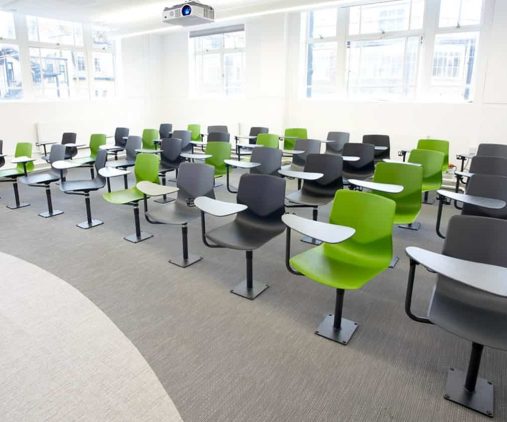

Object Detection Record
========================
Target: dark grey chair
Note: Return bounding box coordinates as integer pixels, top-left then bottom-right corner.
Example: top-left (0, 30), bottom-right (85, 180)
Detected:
top-left (326, 132), bottom-right (349, 155)
top-left (159, 123), bottom-right (173, 139)
top-left (60, 149), bottom-right (107, 229)
top-left (144, 162), bottom-right (215, 268)
top-left (198, 174), bottom-right (286, 300)
top-left (106, 127), bottom-right (130, 160)
top-left (156, 138), bottom-right (183, 204)
top-left (208, 125), bottom-right (228, 134)
top-left (208, 132), bottom-right (230, 143)
top-left (0, 140), bottom-right (5, 169)
top-left (405, 215), bottom-right (507, 417)
top-left (283, 139), bottom-right (321, 171)
top-left (172, 129), bottom-right (192, 152)
top-left (250, 148), bottom-right (282, 176)
top-left (363, 134), bottom-right (390, 160)
top-left (469, 156), bottom-right (507, 177)
top-left (248, 126), bottom-right (269, 144)
top-left (62, 132), bottom-right (78, 160)
top-left (477, 143), bottom-right (507, 158)
top-left (107, 136), bottom-right (142, 188)
top-left (342, 143), bottom-right (375, 181)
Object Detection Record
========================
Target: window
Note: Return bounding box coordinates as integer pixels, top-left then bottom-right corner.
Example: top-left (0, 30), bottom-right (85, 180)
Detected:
top-left (439, 0), bottom-right (482, 27)
top-left (27, 16), bottom-right (83, 46)
top-left (92, 52), bottom-right (115, 98)
top-left (0, 11), bottom-right (16, 39)
top-left (191, 26), bottom-right (245, 96)
top-left (0, 45), bottom-right (23, 99)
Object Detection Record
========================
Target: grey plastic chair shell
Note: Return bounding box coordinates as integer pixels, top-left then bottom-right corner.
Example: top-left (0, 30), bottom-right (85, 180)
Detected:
top-left (114, 127), bottom-right (129, 148)
top-left (469, 156), bottom-right (507, 177)
top-left (291, 139), bottom-right (321, 168)
top-left (159, 123), bottom-right (173, 139)
top-left (249, 127), bottom-right (269, 144)
top-left (363, 134), bottom-right (390, 160)
top-left (462, 174), bottom-right (507, 219)
top-left (60, 149), bottom-right (107, 193)
top-left (476, 143), bottom-right (507, 159)
top-left (172, 130), bottom-right (192, 152)
top-left (326, 132), bottom-right (349, 155)
top-left (250, 148), bottom-right (282, 176)
top-left (208, 132), bottom-right (230, 143)
top-left (208, 125), bottom-right (228, 134)
top-left (62, 132), bottom-right (78, 159)
top-left (342, 143), bottom-right (375, 180)
top-left (160, 138), bottom-right (183, 171)
top-left (0, 140), bottom-right (4, 168)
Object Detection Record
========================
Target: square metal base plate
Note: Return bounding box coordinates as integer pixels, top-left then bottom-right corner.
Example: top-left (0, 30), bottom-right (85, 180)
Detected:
top-left (300, 235), bottom-right (322, 245)
top-left (316, 314), bottom-right (358, 345)
top-left (231, 280), bottom-right (269, 300)
top-left (398, 222), bottom-right (421, 231)
top-left (39, 210), bottom-right (64, 218)
top-left (7, 202), bottom-right (30, 209)
top-left (154, 197), bottom-right (176, 204)
top-left (169, 254), bottom-right (202, 268)
top-left (444, 368), bottom-right (494, 418)
top-left (77, 219), bottom-right (103, 229)
top-left (124, 231), bottom-right (153, 243)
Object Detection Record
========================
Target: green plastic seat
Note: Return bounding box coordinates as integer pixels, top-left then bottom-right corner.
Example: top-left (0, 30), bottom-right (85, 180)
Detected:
top-left (372, 162), bottom-right (423, 225)
top-left (75, 134), bottom-right (106, 166)
top-left (408, 149), bottom-right (445, 193)
top-left (417, 139), bottom-right (449, 172)
top-left (288, 190), bottom-right (395, 344)
top-left (142, 129), bottom-right (159, 150)
top-left (284, 128), bottom-right (307, 150)
top-left (103, 153), bottom-right (160, 243)
top-left (256, 133), bottom-right (279, 149)
top-left (187, 124), bottom-right (202, 142)
top-left (205, 142), bottom-right (231, 177)
top-left (0, 142), bottom-right (34, 178)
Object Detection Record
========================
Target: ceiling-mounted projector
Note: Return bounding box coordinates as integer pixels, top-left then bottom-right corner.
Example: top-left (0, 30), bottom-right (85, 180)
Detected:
top-left (163, 1), bottom-right (215, 26)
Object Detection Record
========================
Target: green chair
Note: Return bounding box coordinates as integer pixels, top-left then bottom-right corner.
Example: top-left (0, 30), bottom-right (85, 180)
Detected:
top-left (417, 139), bottom-right (449, 172)
top-left (103, 153), bottom-right (160, 243)
top-left (205, 142), bottom-right (231, 185)
top-left (187, 124), bottom-right (202, 142)
top-left (408, 149), bottom-right (445, 203)
top-left (0, 142), bottom-right (34, 209)
top-left (256, 133), bottom-right (279, 149)
top-left (75, 133), bottom-right (106, 177)
top-left (284, 128), bottom-right (307, 151)
top-left (142, 129), bottom-right (159, 150)
top-left (285, 190), bottom-right (395, 345)
top-left (372, 161), bottom-right (423, 230)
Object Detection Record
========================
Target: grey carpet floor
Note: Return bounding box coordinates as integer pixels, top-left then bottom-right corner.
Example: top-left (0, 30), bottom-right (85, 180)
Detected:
top-left (1, 168), bottom-right (506, 422)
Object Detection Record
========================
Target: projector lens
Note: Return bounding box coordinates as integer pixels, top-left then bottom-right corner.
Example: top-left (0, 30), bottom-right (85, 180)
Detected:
top-left (182, 5), bottom-right (192, 16)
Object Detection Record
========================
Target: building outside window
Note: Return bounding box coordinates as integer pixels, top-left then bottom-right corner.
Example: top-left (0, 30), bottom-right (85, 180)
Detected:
top-left (0, 11), bottom-right (23, 100)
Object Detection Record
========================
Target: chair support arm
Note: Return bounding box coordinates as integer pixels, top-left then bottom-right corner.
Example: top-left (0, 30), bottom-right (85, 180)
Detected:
top-left (405, 259), bottom-right (432, 325)
top-left (285, 227), bottom-right (303, 276)
top-left (199, 211), bottom-right (223, 249)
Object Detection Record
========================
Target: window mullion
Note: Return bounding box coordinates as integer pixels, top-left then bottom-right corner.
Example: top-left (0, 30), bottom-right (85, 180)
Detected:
top-left (418, 0), bottom-right (440, 98)
top-left (336, 7), bottom-right (348, 97)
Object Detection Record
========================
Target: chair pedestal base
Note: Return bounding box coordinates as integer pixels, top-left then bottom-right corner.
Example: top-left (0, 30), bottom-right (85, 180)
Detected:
top-left (316, 314), bottom-right (358, 345)
top-left (300, 235), bottom-right (322, 245)
top-left (389, 256), bottom-right (399, 269)
top-left (77, 219), bottom-right (103, 229)
top-left (444, 368), bottom-right (494, 418)
top-left (124, 232), bottom-right (153, 243)
top-left (398, 222), bottom-right (421, 231)
top-left (154, 196), bottom-right (175, 204)
top-left (231, 280), bottom-right (269, 300)
top-left (39, 210), bottom-right (64, 218)
top-left (169, 254), bottom-right (202, 268)
top-left (7, 202), bottom-right (30, 209)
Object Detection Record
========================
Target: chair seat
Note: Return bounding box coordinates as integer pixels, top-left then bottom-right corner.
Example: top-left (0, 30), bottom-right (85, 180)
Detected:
top-left (207, 216), bottom-right (285, 251)
top-left (290, 243), bottom-right (389, 290)
top-left (0, 168), bottom-right (24, 178)
top-left (103, 187), bottom-right (144, 205)
top-left (61, 179), bottom-right (104, 192)
top-left (286, 190), bottom-right (333, 207)
top-left (146, 201), bottom-right (200, 225)
top-left (108, 159), bottom-right (135, 169)
top-left (20, 171), bottom-right (59, 185)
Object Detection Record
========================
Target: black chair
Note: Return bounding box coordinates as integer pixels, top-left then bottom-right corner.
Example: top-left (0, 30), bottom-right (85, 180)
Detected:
top-left (62, 132), bottom-right (78, 160)
top-left (172, 129), bottom-right (192, 152)
top-left (363, 134), bottom-right (390, 161)
top-left (60, 149), bottom-right (107, 229)
top-left (326, 132), bottom-right (349, 155)
top-left (250, 148), bottom-right (282, 176)
top-left (106, 127), bottom-right (129, 161)
top-left (159, 123), bottom-right (173, 139)
top-left (107, 136), bottom-right (142, 188)
top-left (156, 138), bottom-right (183, 204)
top-left (342, 143), bottom-right (375, 181)
top-left (283, 139), bottom-right (321, 171)
top-left (197, 174), bottom-right (286, 300)
top-left (0, 140), bottom-right (5, 169)
top-left (208, 132), bottom-right (230, 142)
top-left (20, 144), bottom-right (66, 218)
top-left (207, 125), bottom-right (228, 134)
top-left (477, 143), bottom-right (507, 158)
top-left (247, 126), bottom-right (269, 144)
top-left (144, 162), bottom-right (215, 268)
top-left (405, 215), bottom-right (507, 417)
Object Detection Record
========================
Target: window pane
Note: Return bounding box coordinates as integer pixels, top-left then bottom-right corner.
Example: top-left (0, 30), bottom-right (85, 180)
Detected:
top-left (27, 16), bottom-right (83, 46)
top-left (347, 36), bottom-right (419, 98)
top-left (93, 52), bottom-right (115, 98)
top-left (431, 32), bottom-right (478, 100)
top-left (307, 42), bottom-right (337, 97)
top-left (30, 48), bottom-right (71, 98)
top-left (439, 0), bottom-right (482, 27)
top-left (0, 11), bottom-right (16, 39)
top-left (224, 31), bottom-right (245, 49)
top-left (309, 9), bottom-right (337, 39)
top-left (92, 25), bottom-right (113, 49)
top-left (0, 45), bottom-right (23, 99)
top-left (224, 52), bottom-right (244, 95)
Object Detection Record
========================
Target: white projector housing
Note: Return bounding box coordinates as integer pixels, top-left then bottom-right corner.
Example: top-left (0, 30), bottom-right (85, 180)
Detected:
top-left (163, 1), bottom-right (215, 26)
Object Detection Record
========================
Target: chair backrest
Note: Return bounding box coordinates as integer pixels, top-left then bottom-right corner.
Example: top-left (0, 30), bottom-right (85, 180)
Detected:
top-left (62, 132), bottom-right (77, 144)
top-left (161, 138), bottom-right (182, 164)
top-left (284, 128), bottom-right (307, 150)
top-left (342, 143), bottom-right (375, 171)
top-left (208, 125), bottom-right (228, 134)
top-left (469, 156), bottom-right (507, 177)
top-left (208, 132), bottom-right (230, 142)
top-left (292, 138), bottom-right (321, 167)
top-left (373, 161), bottom-right (423, 222)
top-left (408, 149), bottom-right (444, 188)
top-left (326, 190), bottom-right (395, 268)
top-left (159, 123), bottom-right (173, 139)
top-left (430, 215), bottom-right (507, 350)
top-left (48, 144), bottom-right (66, 164)
top-left (90, 134), bottom-right (106, 159)
top-left (172, 130), bottom-right (192, 152)
top-left (256, 133), bottom-right (279, 149)
top-left (302, 153), bottom-right (343, 197)
top-left (142, 129), bottom-right (158, 150)
top-left (250, 147), bottom-right (282, 176)
top-left (176, 162), bottom-right (215, 204)
top-left (134, 153), bottom-right (160, 184)
top-left (477, 143), bottom-right (507, 159)
top-left (363, 134), bottom-right (390, 159)
top-left (417, 139), bottom-right (449, 171)
top-left (114, 127), bottom-right (129, 147)
top-left (15, 142), bottom-right (34, 173)
top-left (187, 124), bottom-right (201, 141)
top-left (237, 174), bottom-right (286, 220)
top-left (326, 132), bottom-right (349, 155)
top-left (205, 142), bottom-right (231, 176)
top-left (0, 140), bottom-right (4, 167)
top-left (249, 127), bottom-right (269, 143)
top-left (94, 149), bottom-right (108, 185)
top-left (462, 174), bottom-right (507, 219)
top-left (125, 136), bottom-right (142, 161)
